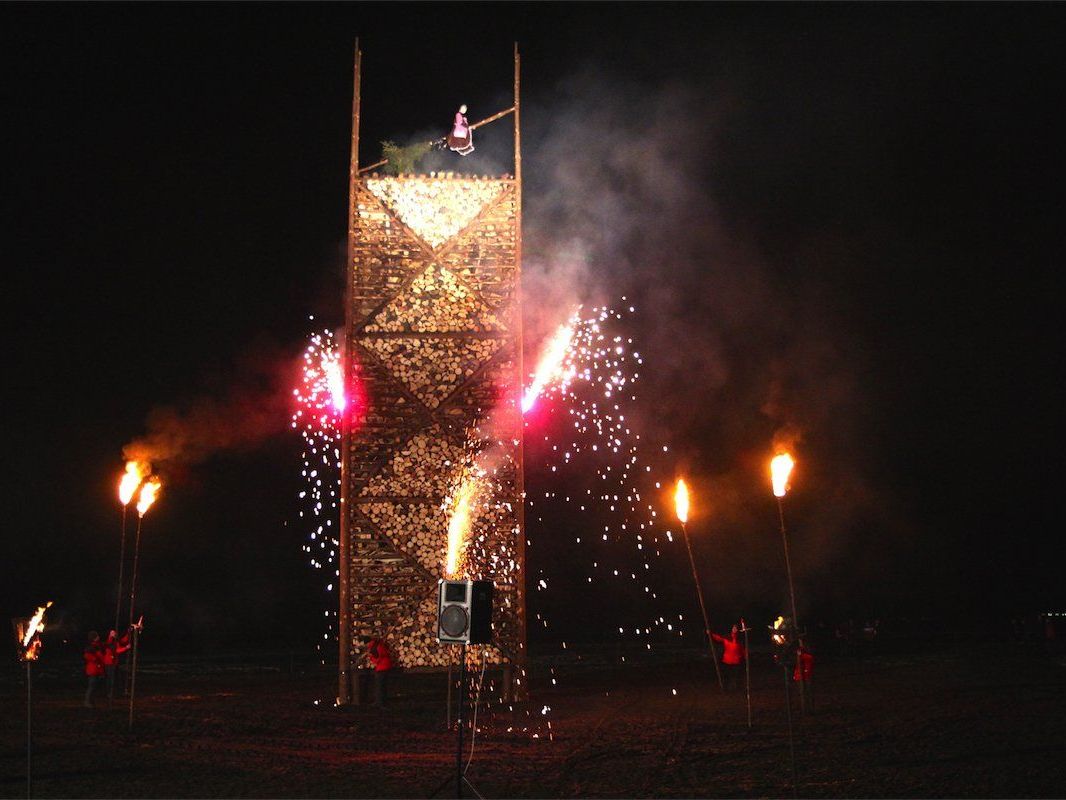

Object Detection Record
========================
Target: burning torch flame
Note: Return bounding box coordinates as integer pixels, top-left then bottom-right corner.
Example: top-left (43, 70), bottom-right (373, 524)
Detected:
top-left (771, 453), bottom-right (795, 498)
top-left (22, 601), bottom-right (53, 648)
top-left (445, 478), bottom-right (479, 579)
top-left (674, 478), bottom-right (690, 524)
top-left (118, 460), bottom-right (150, 506)
top-left (136, 476), bottom-right (162, 517)
top-left (771, 614), bottom-right (788, 645)
top-left (522, 320), bottom-right (576, 414)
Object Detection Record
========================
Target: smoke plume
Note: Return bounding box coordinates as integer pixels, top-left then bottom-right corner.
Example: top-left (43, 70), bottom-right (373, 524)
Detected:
top-left (122, 348), bottom-right (296, 471)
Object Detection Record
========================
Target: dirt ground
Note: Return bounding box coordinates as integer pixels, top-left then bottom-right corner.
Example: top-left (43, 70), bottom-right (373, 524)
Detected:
top-left (2, 640), bottom-right (1064, 798)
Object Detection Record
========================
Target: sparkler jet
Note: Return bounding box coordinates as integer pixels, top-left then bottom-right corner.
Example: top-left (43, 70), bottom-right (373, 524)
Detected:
top-left (522, 317), bottom-right (578, 414)
top-left (445, 476), bottom-right (481, 579)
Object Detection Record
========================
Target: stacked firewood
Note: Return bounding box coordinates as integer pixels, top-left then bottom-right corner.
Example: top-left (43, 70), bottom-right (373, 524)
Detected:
top-left (365, 176), bottom-right (506, 249)
top-left (347, 175), bottom-right (524, 671)
top-left (365, 264), bottom-right (504, 333)
top-left (362, 336), bottom-right (503, 409)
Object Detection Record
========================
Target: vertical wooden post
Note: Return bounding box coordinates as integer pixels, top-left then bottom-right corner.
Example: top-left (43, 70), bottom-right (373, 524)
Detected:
top-left (338, 37), bottom-right (361, 706)
top-left (26, 660), bottom-right (31, 800)
top-left (512, 41), bottom-right (529, 703)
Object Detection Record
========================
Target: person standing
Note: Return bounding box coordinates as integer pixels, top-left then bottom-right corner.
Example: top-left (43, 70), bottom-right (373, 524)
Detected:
top-left (794, 640), bottom-right (815, 710)
top-left (83, 631), bottom-right (106, 708)
top-left (102, 627), bottom-right (133, 703)
top-left (366, 636), bottom-right (393, 706)
top-left (712, 625), bottom-right (747, 691)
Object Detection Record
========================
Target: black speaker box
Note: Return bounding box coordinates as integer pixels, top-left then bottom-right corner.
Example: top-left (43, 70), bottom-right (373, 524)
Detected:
top-left (437, 579), bottom-right (493, 644)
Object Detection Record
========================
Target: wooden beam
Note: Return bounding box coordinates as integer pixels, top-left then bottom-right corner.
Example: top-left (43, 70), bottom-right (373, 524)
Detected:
top-left (338, 37), bottom-right (361, 706)
top-left (357, 106), bottom-right (517, 175)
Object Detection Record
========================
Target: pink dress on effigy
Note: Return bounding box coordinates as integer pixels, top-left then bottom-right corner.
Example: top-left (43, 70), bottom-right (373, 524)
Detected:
top-left (447, 111), bottom-right (474, 155)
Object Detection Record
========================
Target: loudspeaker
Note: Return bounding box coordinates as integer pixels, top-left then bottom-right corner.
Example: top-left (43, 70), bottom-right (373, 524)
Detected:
top-left (437, 579), bottom-right (493, 644)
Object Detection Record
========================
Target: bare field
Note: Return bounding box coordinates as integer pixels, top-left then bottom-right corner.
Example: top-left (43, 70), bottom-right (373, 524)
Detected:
top-left (2, 642), bottom-right (1064, 798)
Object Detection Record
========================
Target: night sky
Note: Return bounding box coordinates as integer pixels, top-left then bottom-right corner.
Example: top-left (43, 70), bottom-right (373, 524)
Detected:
top-left (4, 3), bottom-right (1063, 655)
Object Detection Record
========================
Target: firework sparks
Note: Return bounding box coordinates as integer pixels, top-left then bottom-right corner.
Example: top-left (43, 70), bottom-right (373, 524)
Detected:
top-left (136, 477), bottom-right (162, 517)
top-left (291, 322), bottom-right (363, 660)
top-left (118, 461), bottom-right (150, 506)
top-left (771, 453), bottom-right (795, 498)
top-left (525, 299), bottom-right (693, 662)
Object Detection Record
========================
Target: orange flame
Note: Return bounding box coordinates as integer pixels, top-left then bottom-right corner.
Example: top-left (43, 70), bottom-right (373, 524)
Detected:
top-left (136, 476), bottom-right (162, 517)
top-left (771, 453), bottom-right (795, 498)
top-left (522, 319), bottom-right (576, 413)
top-left (674, 478), bottom-right (690, 524)
top-left (22, 601), bottom-right (53, 648)
top-left (118, 460), bottom-right (150, 506)
top-left (445, 478), bottom-right (479, 579)
top-left (771, 614), bottom-right (788, 645)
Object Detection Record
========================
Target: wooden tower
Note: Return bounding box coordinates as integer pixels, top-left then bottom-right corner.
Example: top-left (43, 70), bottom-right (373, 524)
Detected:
top-left (337, 43), bottom-right (527, 703)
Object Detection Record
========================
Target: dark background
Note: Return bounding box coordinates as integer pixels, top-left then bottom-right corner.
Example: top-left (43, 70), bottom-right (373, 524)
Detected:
top-left (3, 3), bottom-right (1063, 657)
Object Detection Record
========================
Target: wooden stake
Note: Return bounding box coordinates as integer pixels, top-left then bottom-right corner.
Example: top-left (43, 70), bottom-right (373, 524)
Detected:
top-left (512, 39), bottom-right (529, 703)
top-left (681, 521), bottom-right (723, 690)
top-left (338, 37), bottom-right (361, 705)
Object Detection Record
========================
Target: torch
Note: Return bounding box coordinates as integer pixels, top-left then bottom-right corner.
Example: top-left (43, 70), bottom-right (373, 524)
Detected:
top-left (739, 617), bottom-right (752, 728)
top-left (13, 601), bottom-right (51, 800)
top-left (116, 462), bottom-right (147, 654)
top-left (128, 476), bottom-right (161, 730)
top-left (769, 615), bottom-right (799, 796)
top-left (771, 453), bottom-right (805, 713)
top-left (674, 478), bottom-right (723, 691)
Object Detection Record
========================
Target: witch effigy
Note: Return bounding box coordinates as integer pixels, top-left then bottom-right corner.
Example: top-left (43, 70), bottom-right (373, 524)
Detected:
top-left (447, 104), bottom-right (475, 155)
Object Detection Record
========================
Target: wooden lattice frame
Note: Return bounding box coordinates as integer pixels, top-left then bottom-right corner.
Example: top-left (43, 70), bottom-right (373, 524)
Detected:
top-left (337, 43), bottom-right (526, 703)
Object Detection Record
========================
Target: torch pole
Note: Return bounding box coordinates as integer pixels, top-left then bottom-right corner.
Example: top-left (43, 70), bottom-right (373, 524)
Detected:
top-left (128, 626), bottom-right (139, 732)
top-left (129, 514), bottom-right (143, 629)
top-left (776, 497), bottom-right (805, 713)
top-left (125, 514), bottom-right (143, 697)
top-left (26, 659), bottom-right (32, 800)
top-left (782, 660), bottom-right (798, 798)
top-left (680, 522), bottom-right (723, 690)
top-left (116, 505), bottom-right (128, 635)
top-left (743, 622), bottom-right (752, 728)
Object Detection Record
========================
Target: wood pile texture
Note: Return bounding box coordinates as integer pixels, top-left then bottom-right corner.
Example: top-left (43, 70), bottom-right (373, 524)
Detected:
top-left (345, 175), bottom-right (524, 670)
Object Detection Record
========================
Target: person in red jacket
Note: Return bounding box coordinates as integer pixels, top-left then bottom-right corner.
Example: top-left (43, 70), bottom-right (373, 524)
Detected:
top-left (102, 627), bottom-right (133, 703)
top-left (366, 636), bottom-right (393, 706)
top-left (83, 631), bottom-right (107, 708)
top-left (793, 640), bottom-right (815, 709)
top-left (711, 625), bottom-right (747, 691)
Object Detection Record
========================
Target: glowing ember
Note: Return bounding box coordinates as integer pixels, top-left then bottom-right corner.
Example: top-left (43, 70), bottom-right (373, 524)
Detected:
top-left (674, 478), bottom-right (690, 524)
top-left (22, 601), bottom-right (53, 648)
top-left (136, 477), bottom-right (162, 517)
top-left (118, 460), bottom-right (150, 506)
top-left (522, 317), bottom-right (578, 413)
top-left (445, 477), bottom-right (480, 579)
top-left (771, 453), bottom-right (795, 498)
